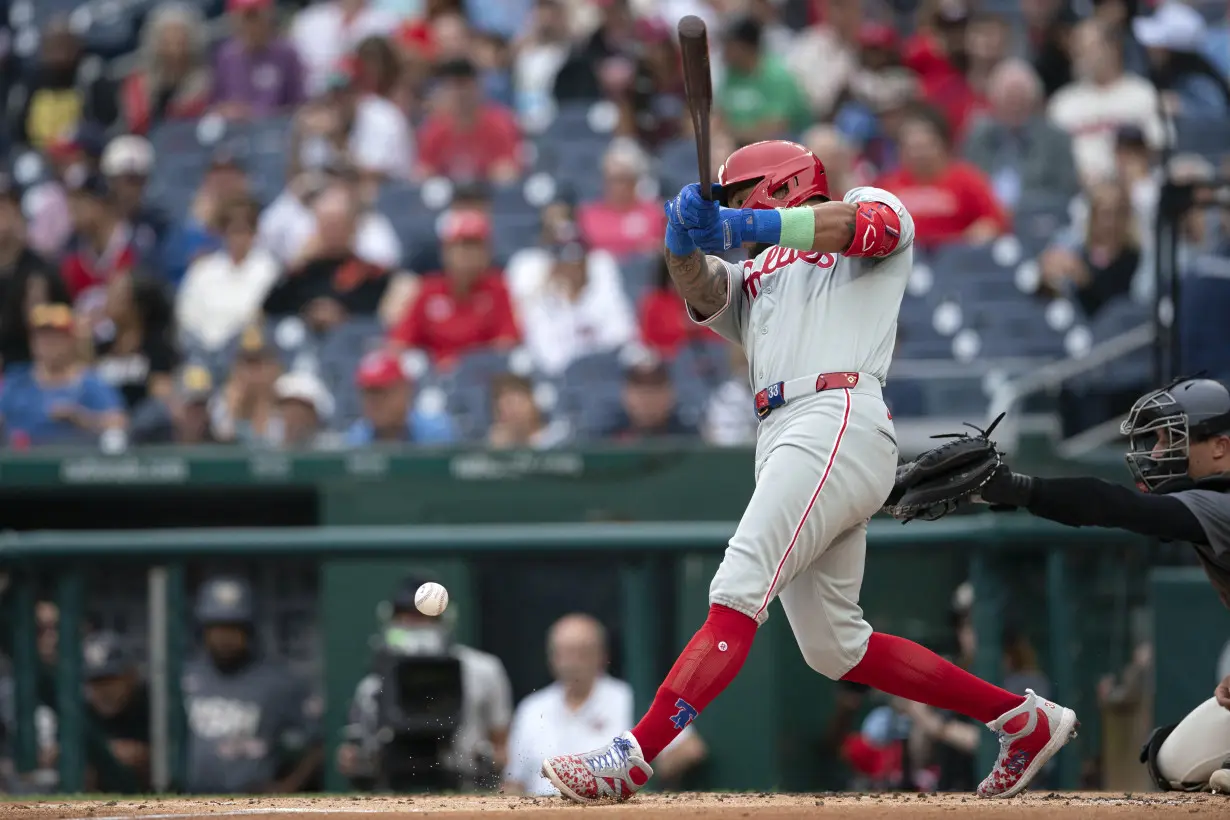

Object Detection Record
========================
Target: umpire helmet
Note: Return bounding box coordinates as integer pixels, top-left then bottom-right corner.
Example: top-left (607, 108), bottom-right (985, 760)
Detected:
top-left (195, 575), bottom-right (255, 626)
top-left (1122, 378), bottom-right (1230, 491)
top-left (717, 140), bottom-right (829, 209)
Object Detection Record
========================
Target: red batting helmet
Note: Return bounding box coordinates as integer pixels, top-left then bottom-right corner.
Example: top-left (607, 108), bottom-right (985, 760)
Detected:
top-left (717, 140), bottom-right (829, 209)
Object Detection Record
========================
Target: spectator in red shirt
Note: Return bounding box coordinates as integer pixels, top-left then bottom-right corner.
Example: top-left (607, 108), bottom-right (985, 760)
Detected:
top-left (415, 58), bottom-right (522, 184)
top-left (61, 172), bottom-right (140, 313)
top-left (874, 104), bottom-right (1008, 248)
top-left (389, 209), bottom-right (520, 368)
top-left (638, 256), bottom-right (721, 359)
top-left (902, 1), bottom-right (986, 141)
top-left (576, 141), bottom-right (665, 258)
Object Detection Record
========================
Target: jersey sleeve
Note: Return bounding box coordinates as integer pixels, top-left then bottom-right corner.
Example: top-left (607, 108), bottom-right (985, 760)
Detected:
top-left (1025, 476), bottom-right (1208, 543)
top-left (684, 256), bottom-right (748, 346)
top-left (1173, 490), bottom-right (1230, 556)
top-left (842, 186), bottom-right (915, 259)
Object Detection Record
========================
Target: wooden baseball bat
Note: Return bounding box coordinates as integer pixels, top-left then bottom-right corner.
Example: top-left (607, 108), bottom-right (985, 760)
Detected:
top-left (677, 15), bottom-right (713, 201)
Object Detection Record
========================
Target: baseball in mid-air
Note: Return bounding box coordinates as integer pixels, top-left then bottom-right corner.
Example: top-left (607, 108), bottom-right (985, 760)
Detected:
top-left (415, 582), bottom-right (449, 617)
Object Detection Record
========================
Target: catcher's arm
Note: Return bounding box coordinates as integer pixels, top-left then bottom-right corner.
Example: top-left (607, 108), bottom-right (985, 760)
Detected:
top-left (986, 473), bottom-right (1208, 544)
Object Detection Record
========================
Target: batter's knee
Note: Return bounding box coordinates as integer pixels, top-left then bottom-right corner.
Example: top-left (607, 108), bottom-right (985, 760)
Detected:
top-left (797, 621), bottom-right (872, 681)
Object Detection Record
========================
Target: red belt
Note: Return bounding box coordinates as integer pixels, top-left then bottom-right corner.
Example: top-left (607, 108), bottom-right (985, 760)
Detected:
top-left (754, 372), bottom-right (861, 420)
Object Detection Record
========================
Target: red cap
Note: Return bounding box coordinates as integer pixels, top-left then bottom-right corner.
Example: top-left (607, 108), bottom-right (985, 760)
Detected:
top-left (228, 0), bottom-right (272, 12)
top-left (356, 350), bottom-right (406, 389)
top-left (858, 22), bottom-right (898, 51)
top-left (440, 209), bottom-right (490, 243)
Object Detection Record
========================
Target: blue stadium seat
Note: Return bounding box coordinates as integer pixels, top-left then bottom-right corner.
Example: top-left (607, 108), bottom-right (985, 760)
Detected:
top-left (1180, 273), bottom-right (1230, 380)
top-left (656, 138), bottom-right (700, 192)
top-left (1088, 297), bottom-right (1150, 340)
top-left (316, 319), bottom-right (385, 429)
top-left (377, 183), bottom-right (438, 249)
top-left (80, 2), bottom-right (140, 59)
top-left (1174, 117), bottom-right (1230, 159)
top-left (491, 211), bottom-right (542, 260)
top-left (882, 379), bottom-right (926, 418)
top-left (555, 351), bottom-right (624, 438)
top-left (671, 341), bottom-right (728, 387)
top-left (447, 383), bottom-right (491, 442)
top-left (544, 103), bottom-right (599, 141)
top-left (1014, 195), bottom-right (1072, 248)
top-left (563, 351), bottom-right (622, 383)
top-left (619, 253), bottom-right (659, 303)
top-left (558, 382), bottom-right (622, 440)
top-left (895, 311), bottom-right (953, 359)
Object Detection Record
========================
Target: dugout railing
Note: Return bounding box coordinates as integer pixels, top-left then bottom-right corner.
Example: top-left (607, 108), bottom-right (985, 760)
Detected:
top-left (0, 517), bottom-right (1146, 794)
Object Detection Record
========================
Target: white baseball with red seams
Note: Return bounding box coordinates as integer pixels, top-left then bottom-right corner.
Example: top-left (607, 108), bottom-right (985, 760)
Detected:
top-left (414, 582), bottom-right (449, 617)
top-left (693, 186), bottom-right (915, 680)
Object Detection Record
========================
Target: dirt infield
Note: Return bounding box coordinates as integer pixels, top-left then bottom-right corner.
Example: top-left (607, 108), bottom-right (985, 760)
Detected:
top-left (1, 792), bottom-right (1226, 820)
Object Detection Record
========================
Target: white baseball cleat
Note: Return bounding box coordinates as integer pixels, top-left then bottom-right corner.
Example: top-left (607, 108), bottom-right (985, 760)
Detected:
top-left (541, 731), bottom-right (653, 803)
top-left (1210, 766), bottom-right (1230, 794)
top-left (977, 688), bottom-right (1079, 799)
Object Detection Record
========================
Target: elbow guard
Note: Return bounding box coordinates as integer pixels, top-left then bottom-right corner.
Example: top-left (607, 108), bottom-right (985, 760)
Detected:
top-left (843, 201), bottom-right (902, 259)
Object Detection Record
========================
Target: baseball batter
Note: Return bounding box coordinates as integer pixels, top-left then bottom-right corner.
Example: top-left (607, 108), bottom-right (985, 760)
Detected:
top-left (542, 140), bottom-right (1078, 802)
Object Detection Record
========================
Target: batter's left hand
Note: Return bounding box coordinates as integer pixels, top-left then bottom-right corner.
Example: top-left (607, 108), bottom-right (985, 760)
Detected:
top-left (688, 205), bottom-right (757, 252)
top-left (1216, 674), bottom-right (1230, 711)
top-left (669, 183), bottom-right (721, 230)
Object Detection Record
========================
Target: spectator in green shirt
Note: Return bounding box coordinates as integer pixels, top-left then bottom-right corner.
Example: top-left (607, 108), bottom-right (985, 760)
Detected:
top-left (717, 16), bottom-right (810, 146)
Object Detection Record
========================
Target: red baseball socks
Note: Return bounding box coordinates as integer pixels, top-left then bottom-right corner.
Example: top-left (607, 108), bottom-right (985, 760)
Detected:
top-left (630, 604), bottom-right (757, 761)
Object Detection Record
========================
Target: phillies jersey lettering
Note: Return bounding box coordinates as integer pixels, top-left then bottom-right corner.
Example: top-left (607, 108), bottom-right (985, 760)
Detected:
top-left (688, 187), bottom-right (916, 390)
top-left (742, 249), bottom-right (837, 300)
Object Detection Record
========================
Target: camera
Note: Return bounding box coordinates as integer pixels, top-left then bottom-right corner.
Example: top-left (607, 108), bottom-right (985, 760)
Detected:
top-left (370, 625), bottom-right (464, 791)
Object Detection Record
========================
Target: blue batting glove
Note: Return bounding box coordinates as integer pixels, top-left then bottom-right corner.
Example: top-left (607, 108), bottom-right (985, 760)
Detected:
top-left (688, 207), bottom-right (784, 252)
top-left (669, 183), bottom-right (722, 230)
top-left (664, 208), bottom-right (696, 255)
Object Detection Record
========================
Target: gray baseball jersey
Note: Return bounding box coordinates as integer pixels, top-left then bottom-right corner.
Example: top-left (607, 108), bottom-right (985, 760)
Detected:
top-left (688, 187), bottom-right (915, 387)
top-left (182, 656), bottom-right (321, 793)
top-left (1173, 489), bottom-right (1230, 609)
top-left (688, 187), bottom-right (915, 679)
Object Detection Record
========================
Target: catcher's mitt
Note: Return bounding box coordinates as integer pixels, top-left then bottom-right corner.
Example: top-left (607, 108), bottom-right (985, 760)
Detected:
top-left (882, 413), bottom-right (1006, 523)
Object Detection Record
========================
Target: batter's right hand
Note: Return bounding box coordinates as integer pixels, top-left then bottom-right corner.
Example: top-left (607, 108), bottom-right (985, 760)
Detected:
top-left (1216, 674), bottom-right (1230, 711)
top-left (669, 183), bottom-right (721, 230)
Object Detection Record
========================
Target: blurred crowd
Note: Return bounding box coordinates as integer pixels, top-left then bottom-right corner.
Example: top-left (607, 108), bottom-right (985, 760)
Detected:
top-left (0, 0), bottom-right (1227, 451)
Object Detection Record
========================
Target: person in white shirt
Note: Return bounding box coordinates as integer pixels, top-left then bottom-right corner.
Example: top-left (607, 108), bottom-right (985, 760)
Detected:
top-left (176, 196), bottom-right (280, 352)
top-left (258, 168), bottom-right (402, 269)
top-left (1047, 19), bottom-right (1165, 186)
top-left (292, 68), bottom-right (414, 186)
top-left (503, 613), bottom-right (707, 796)
top-left (289, 0), bottom-right (398, 98)
top-left (507, 226), bottom-right (635, 377)
top-left (511, 0), bottom-right (572, 123)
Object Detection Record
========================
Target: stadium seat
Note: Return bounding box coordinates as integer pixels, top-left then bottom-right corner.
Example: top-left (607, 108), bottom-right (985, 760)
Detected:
top-left (618, 253), bottom-right (659, 303)
top-left (656, 138), bottom-right (700, 193)
top-left (1174, 117), bottom-right (1230, 159)
top-left (377, 183), bottom-right (438, 250)
top-left (1013, 195), bottom-right (1072, 248)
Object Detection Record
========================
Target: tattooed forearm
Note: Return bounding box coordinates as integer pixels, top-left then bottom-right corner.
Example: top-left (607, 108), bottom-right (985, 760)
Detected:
top-left (664, 249), bottom-right (729, 319)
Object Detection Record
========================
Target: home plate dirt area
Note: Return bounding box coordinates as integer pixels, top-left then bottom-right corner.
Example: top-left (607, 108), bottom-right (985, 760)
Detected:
top-left (1, 792), bottom-right (1226, 820)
